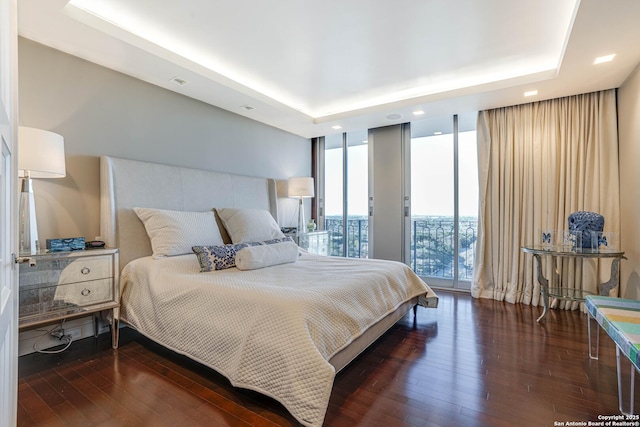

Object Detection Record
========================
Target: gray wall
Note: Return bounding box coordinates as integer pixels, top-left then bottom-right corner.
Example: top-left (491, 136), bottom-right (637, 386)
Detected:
top-left (18, 38), bottom-right (310, 244)
top-left (618, 63), bottom-right (640, 299)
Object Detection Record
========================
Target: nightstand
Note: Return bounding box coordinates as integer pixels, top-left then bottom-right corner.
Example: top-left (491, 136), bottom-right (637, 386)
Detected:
top-left (18, 248), bottom-right (120, 349)
top-left (296, 231), bottom-right (329, 255)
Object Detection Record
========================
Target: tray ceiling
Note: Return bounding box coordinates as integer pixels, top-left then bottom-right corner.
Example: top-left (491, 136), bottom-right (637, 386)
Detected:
top-left (18, 0), bottom-right (640, 138)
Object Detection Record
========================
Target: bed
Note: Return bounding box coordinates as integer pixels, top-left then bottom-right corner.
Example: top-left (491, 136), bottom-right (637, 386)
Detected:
top-left (100, 156), bottom-right (438, 427)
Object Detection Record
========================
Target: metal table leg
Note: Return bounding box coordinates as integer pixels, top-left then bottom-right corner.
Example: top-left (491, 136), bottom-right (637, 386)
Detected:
top-left (534, 254), bottom-right (549, 322)
top-left (599, 258), bottom-right (623, 296)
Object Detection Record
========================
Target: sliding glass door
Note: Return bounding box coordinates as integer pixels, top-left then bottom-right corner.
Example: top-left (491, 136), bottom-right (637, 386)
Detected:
top-left (411, 118), bottom-right (454, 280)
top-left (324, 131), bottom-right (369, 258)
top-left (410, 113), bottom-right (477, 289)
top-left (457, 120), bottom-right (479, 283)
top-left (346, 131), bottom-right (368, 258)
top-left (319, 115), bottom-right (477, 290)
top-left (324, 134), bottom-right (344, 256)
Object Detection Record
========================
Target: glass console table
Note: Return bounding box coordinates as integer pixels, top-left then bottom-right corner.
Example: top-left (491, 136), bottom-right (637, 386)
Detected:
top-left (521, 245), bottom-right (625, 323)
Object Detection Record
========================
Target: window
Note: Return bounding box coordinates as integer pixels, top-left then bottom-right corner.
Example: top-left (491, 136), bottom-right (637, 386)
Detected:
top-left (323, 131), bottom-right (369, 258)
top-left (324, 134), bottom-right (343, 256)
top-left (410, 113), bottom-right (478, 289)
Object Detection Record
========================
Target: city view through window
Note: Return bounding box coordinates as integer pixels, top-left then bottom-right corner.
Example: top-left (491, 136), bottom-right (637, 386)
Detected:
top-left (324, 126), bottom-right (478, 284)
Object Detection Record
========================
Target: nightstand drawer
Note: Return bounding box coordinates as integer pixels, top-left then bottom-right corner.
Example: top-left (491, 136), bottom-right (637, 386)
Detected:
top-left (56, 278), bottom-right (114, 305)
top-left (20, 255), bottom-right (112, 289)
top-left (19, 278), bottom-right (114, 319)
top-left (58, 256), bottom-right (112, 284)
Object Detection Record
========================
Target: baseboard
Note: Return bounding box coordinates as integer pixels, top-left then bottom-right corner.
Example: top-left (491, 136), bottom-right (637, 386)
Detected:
top-left (18, 315), bottom-right (111, 356)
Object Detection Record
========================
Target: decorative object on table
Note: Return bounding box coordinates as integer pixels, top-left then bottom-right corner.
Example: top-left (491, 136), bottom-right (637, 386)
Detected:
top-left (589, 231), bottom-right (619, 251)
top-left (562, 229), bottom-right (583, 251)
top-left (539, 229), bottom-right (557, 249)
top-left (288, 176), bottom-right (315, 234)
top-left (85, 240), bottom-right (106, 249)
top-left (46, 237), bottom-right (85, 252)
top-left (567, 211), bottom-right (604, 249)
top-left (307, 218), bottom-right (317, 232)
top-left (18, 127), bottom-right (66, 254)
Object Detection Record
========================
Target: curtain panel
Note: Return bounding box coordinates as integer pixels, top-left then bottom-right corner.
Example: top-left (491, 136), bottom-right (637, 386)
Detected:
top-left (472, 90), bottom-right (620, 306)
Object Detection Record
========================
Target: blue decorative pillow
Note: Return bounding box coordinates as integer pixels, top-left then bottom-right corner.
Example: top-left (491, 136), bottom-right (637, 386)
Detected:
top-left (192, 237), bottom-right (293, 272)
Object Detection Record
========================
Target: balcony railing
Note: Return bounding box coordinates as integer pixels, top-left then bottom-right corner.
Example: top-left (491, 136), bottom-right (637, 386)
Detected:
top-left (325, 216), bottom-right (477, 280)
top-left (325, 217), bottom-right (369, 258)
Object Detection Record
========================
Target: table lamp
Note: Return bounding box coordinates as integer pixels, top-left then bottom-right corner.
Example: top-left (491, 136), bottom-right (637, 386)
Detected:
top-left (288, 177), bottom-right (314, 234)
top-left (18, 126), bottom-right (66, 254)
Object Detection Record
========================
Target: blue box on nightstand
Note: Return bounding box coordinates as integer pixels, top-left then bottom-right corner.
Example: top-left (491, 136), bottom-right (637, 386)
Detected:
top-left (46, 237), bottom-right (85, 251)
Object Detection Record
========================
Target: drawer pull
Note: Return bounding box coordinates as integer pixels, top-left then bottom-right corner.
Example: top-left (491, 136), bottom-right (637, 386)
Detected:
top-left (81, 267), bottom-right (91, 275)
top-left (81, 288), bottom-right (91, 296)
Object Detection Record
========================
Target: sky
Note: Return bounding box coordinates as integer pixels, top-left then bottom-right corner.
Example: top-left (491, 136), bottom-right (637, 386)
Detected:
top-left (325, 131), bottom-right (478, 217)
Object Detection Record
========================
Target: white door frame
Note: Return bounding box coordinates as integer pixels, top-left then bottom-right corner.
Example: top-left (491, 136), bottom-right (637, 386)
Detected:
top-left (0, 0), bottom-right (19, 424)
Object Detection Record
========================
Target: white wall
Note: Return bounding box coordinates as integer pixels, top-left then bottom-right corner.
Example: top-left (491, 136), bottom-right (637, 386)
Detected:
top-left (18, 38), bottom-right (310, 244)
top-left (618, 63), bottom-right (640, 299)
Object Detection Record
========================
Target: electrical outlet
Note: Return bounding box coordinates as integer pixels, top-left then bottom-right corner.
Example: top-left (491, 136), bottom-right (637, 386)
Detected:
top-left (66, 327), bottom-right (82, 340)
top-left (50, 329), bottom-right (65, 340)
top-left (97, 321), bottom-right (110, 335)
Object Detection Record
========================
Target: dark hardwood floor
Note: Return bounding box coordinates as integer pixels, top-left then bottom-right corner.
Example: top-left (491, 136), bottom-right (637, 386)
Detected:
top-left (17, 291), bottom-right (640, 426)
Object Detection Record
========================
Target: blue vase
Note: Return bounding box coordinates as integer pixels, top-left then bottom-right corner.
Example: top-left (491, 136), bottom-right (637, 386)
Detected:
top-left (567, 211), bottom-right (604, 248)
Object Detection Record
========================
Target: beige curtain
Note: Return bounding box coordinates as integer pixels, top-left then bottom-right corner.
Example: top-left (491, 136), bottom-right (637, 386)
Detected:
top-left (472, 90), bottom-right (620, 306)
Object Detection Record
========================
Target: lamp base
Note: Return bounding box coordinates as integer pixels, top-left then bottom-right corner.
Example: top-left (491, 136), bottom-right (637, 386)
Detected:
top-left (19, 177), bottom-right (39, 254)
top-left (297, 197), bottom-right (305, 235)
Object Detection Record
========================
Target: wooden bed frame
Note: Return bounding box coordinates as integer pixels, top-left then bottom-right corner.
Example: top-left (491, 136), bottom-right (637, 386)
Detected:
top-left (99, 155), bottom-right (427, 372)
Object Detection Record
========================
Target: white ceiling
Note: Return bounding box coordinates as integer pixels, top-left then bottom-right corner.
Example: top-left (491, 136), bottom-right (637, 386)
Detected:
top-left (17, 0), bottom-right (640, 138)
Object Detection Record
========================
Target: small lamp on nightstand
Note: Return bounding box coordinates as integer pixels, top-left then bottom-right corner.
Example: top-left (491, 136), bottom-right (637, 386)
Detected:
top-left (18, 126), bottom-right (66, 254)
top-left (288, 177), bottom-right (314, 235)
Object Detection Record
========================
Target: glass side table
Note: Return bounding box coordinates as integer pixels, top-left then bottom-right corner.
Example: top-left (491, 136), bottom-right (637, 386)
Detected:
top-left (521, 245), bottom-right (626, 323)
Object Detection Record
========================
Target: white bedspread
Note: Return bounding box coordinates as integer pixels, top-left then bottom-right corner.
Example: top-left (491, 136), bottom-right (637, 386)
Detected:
top-left (120, 252), bottom-right (437, 426)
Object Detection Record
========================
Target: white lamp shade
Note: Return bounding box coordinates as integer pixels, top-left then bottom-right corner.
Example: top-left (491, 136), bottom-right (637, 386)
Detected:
top-left (18, 126), bottom-right (66, 178)
top-left (288, 177), bottom-right (314, 198)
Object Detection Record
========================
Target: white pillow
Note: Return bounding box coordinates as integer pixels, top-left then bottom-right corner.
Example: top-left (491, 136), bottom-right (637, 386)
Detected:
top-left (235, 241), bottom-right (299, 270)
top-left (133, 208), bottom-right (224, 259)
top-left (215, 208), bottom-right (284, 243)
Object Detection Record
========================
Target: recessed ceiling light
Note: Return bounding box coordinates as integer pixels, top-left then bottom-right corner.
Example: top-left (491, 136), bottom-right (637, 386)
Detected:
top-left (387, 114), bottom-right (402, 120)
top-left (413, 110), bottom-right (425, 116)
top-left (524, 90), bottom-right (538, 97)
top-left (434, 131), bottom-right (443, 135)
top-left (332, 125), bottom-right (342, 130)
top-left (594, 54), bottom-right (616, 64)
top-left (240, 105), bottom-right (255, 111)
top-left (169, 76), bottom-right (189, 86)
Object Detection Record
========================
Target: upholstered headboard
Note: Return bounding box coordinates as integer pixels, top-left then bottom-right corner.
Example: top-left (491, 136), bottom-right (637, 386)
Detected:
top-left (100, 156), bottom-right (279, 272)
